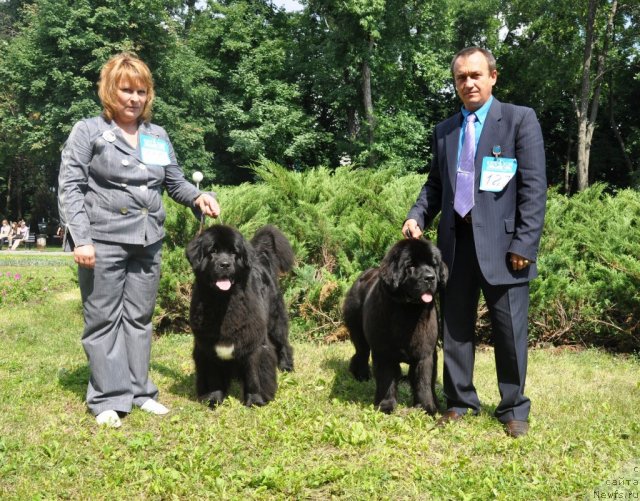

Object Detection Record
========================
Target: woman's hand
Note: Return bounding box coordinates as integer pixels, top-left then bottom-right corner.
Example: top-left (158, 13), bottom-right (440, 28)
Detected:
top-left (74, 244), bottom-right (96, 269)
top-left (195, 194), bottom-right (220, 218)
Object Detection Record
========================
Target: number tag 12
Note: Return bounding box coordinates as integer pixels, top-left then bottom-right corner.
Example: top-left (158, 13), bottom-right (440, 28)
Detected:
top-left (479, 157), bottom-right (517, 192)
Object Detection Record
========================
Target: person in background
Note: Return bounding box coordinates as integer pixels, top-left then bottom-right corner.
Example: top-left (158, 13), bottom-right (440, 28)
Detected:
top-left (58, 52), bottom-right (220, 428)
top-left (403, 47), bottom-right (547, 438)
top-left (10, 220), bottom-right (29, 250)
top-left (0, 219), bottom-right (11, 249)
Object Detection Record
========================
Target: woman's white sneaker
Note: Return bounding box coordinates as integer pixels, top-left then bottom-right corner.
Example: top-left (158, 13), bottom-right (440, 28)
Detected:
top-left (140, 399), bottom-right (169, 415)
top-left (96, 410), bottom-right (122, 428)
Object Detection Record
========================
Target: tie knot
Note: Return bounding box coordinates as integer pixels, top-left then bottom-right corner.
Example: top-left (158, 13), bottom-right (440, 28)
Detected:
top-left (466, 113), bottom-right (476, 123)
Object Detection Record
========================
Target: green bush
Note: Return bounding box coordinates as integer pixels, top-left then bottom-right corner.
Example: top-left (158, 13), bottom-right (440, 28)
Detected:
top-left (530, 184), bottom-right (640, 350)
top-left (157, 161), bottom-right (639, 351)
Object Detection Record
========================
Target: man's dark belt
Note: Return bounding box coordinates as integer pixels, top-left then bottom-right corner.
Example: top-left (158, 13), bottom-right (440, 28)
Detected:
top-left (455, 213), bottom-right (472, 224)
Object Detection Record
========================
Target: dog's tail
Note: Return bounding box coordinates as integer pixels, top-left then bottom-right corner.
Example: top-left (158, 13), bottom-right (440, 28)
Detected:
top-left (251, 225), bottom-right (295, 275)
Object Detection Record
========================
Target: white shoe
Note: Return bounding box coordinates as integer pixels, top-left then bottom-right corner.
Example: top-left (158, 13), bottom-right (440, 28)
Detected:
top-left (96, 410), bottom-right (122, 428)
top-left (140, 399), bottom-right (169, 415)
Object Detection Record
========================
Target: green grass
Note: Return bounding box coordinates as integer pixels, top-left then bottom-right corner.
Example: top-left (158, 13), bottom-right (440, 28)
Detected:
top-left (0, 264), bottom-right (638, 500)
top-left (0, 250), bottom-right (72, 267)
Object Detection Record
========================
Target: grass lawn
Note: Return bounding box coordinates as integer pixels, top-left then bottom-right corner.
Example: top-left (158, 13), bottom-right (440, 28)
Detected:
top-left (0, 262), bottom-right (638, 500)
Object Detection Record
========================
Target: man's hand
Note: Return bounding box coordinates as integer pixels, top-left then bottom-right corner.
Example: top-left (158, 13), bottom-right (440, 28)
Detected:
top-left (74, 244), bottom-right (96, 269)
top-left (402, 219), bottom-right (423, 239)
top-left (510, 252), bottom-right (531, 271)
top-left (195, 194), bottom-right (220, 218)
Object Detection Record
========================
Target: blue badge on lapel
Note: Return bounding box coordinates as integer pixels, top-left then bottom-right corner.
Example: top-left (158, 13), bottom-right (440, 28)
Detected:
top-left (140, 134), bottom-right (171, 166)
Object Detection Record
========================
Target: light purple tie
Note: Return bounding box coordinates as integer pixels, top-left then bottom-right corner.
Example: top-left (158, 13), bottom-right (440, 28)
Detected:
top-left (454, 113), bottom-right (476, 218)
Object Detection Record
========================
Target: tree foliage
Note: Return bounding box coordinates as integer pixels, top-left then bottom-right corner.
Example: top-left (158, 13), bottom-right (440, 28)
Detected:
top-left (0, 0), bottom-right (638, 224)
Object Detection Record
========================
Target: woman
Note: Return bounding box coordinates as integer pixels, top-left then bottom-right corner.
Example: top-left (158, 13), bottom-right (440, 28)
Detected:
top-left (10, 220), bottom-right (28, 250)
top-left (58, 53), bottom-right (219, 428)
top-left (0, 219), bottom-right (11, 248)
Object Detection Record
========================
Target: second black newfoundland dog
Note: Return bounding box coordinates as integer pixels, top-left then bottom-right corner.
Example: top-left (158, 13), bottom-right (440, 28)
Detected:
top-left (187, 224), bottom-right (294, 408)
top-left (343, 238), bottom-right (448, 414)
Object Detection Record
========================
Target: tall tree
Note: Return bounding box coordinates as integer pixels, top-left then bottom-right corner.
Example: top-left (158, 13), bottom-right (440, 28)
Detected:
top-left (187, 0), bottom-right (331, 182)
top-left (298, 0), bottom-right (453, 170)
top-left (575, 0), bottom-right (618, 191)
top-left (0, 0), bottom-right (208, 221)
top-left (497, 0), bottom-right (637, 192)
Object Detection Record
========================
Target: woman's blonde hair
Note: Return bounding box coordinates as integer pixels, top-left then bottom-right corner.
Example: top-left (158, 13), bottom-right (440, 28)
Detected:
top-left (98, 52), bottom-right (155, 123)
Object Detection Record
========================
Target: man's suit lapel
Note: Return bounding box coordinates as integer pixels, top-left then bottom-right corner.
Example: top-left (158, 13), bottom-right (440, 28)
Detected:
top-left (445, 113), bottom-right (462, 193)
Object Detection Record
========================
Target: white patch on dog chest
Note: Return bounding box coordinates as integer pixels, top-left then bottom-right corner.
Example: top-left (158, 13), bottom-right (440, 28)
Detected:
top-left (215, 344), bottom-right (235, 360)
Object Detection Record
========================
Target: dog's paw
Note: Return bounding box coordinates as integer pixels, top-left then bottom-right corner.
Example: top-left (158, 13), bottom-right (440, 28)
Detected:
top-left (415, 401), bottom-right (438, 416)
top-left (376, 398), bottom-right (397, 414)
top-left (349, 358), bottom-right (371, 381)
top-left (245, 393), bottom-right (267, 407)
top-left (278, 359), bottom-right (294, 372)
top-left (199, 391), bottom-right (225, 408)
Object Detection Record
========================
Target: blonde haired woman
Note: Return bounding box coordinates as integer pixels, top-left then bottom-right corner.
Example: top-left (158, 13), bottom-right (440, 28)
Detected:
top-left (59, 53), bottom-right (220, 427)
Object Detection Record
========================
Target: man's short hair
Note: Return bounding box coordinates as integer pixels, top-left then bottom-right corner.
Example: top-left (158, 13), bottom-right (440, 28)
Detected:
top-left (450, 47), bottom-right (497, 76)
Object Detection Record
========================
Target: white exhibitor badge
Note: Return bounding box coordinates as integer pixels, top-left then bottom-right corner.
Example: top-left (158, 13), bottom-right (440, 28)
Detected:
top-left (480, 157), bottom-right (517, 192)
top-left (140, 134), bottom-right (171, 166)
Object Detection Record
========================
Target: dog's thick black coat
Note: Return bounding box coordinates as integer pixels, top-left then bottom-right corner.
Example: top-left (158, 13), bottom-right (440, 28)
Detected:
top-left (187, 224), bottom-right (294, 407)
top-left (343, 238), bottom-right (448, 414)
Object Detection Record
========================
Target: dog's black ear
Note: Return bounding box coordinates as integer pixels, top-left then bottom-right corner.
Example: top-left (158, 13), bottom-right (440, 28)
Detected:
top-left (238, 239), bottom-right (255, 272)
top-left (186, 235), bottom-right (205, 272)
top-left (434, 248), bottom-right (448, 290)
top-left (379, 244), bottom-right (404, 290)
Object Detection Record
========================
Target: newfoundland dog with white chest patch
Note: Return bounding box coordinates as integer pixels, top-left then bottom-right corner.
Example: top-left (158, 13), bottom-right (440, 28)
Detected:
top-left (186, 224), bottom-right (294, 408)
top-left (343, 238), bottom-right (448, 414)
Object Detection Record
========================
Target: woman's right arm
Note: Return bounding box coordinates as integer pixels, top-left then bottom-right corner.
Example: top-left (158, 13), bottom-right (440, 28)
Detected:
top-left (58, 121), bottom-right (96, 267)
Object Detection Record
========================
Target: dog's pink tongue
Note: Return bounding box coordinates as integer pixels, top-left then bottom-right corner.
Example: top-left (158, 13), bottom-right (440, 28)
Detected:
top-left (421, 292), bottom-right (433, 303)
top-left (216, 279), bottom-right (232, 291)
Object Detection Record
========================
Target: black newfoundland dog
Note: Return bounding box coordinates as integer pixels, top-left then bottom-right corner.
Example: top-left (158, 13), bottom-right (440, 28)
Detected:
top-left (343, 238), bottom-right (448, 414)
top-left (186, 224), bottom-right (294, 408)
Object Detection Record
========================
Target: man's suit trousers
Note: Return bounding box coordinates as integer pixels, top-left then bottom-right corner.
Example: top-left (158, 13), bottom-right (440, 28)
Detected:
top-left (442, 221), bottom-right (531, 422)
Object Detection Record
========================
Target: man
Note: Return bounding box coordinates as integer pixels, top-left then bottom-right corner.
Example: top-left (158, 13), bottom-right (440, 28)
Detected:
top-left (402, 47), bottom-right (546, 438)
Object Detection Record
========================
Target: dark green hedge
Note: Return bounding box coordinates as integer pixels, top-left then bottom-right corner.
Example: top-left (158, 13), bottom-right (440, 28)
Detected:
top-left (156, 161), bottom-right (640, 352)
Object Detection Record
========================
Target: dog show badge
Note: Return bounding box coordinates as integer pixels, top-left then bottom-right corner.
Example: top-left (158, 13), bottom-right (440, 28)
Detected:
top-left (102, 130), bottom-right (116, 143)
top-left (140, 134), bottom-right (171, 166)
top-left (480, 155), bottom-right (517, 192)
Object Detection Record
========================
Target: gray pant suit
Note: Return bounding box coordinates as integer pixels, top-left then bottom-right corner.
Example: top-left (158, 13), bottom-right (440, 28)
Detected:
top-left (59, 116), bottom-right (202, 415)
top-left (78, 240), bottom-right (162, 414)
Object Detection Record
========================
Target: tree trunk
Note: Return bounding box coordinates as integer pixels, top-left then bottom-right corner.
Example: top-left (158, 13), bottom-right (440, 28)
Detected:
top-left (576, 0), bottom-right (618, 192)
top-left (5, 169), bottom-right (12, 219)
top-left (575, 0), bottom-right (597, 192)
top-left (564, 136), bottom-right (573, 193)
top-left (342, 68), bottom-right (358, 141)
top-left (347, 106), bottom-right (358, 140)
top-left (606, 18), bottom-right (633, 176)
top-left (608, 92), bottom-right (634, 175)
top-left (362, 37), bottom-right (375, 167)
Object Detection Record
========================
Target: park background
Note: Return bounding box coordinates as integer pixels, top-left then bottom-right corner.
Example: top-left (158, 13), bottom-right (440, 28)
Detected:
top-left (0, 0), bottom-right (638, 498)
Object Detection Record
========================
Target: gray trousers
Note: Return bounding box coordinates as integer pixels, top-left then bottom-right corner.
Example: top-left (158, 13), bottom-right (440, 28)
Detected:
top-left (78, 239), bottom-right (162, 416)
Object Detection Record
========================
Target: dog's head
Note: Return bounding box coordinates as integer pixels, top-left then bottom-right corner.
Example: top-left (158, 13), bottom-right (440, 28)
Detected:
top-left (379, 238), bottom-right (448, 305)
top-left (186, 225), bottom-right (254, 292)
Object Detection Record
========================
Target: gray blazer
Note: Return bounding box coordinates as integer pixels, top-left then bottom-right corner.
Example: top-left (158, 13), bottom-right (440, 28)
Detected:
top-left (407, 99), bottom-right (547, 285)
top-left (59, 116), bottom-right (202, 249)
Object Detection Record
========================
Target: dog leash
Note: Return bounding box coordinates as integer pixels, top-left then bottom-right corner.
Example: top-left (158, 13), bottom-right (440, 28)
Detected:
top-left (197, 211), bottom-right (223, 236)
